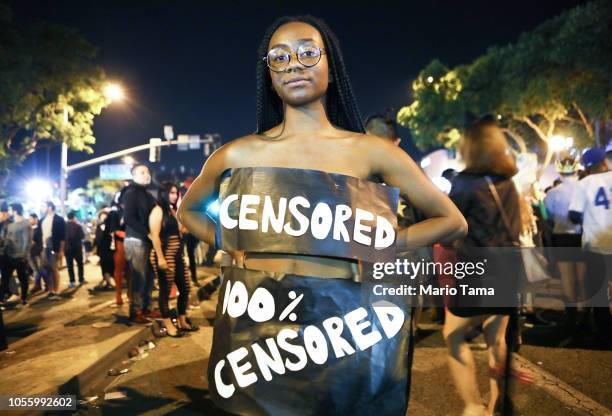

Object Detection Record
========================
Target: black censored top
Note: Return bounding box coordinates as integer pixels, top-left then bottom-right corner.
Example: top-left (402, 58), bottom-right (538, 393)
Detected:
top-left (212, 167), bottom-right (399, 263)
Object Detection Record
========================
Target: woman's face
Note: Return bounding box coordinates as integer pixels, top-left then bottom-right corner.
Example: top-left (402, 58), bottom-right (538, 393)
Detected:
top-left (267, 22), bottom-right (329, 107)
top-left (168, 187), bottom-right (179, 205)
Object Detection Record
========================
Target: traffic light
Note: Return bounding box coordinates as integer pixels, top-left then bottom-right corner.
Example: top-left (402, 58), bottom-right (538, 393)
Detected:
top-left (203, 133), bottom-right (222, 157)
top-left (149, 138), bottom-right (162, 162)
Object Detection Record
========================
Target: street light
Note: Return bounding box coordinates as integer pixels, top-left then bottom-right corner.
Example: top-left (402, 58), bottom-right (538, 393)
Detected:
top-left (60, 81), bottom-right (125, 215)
top-left (104, 83), bottom-right (125, 103)
top-left (26, 179), bottom-right (53, 200)
top-left (549, 135), bottom-right (573, 152)
top-left (25, 179), bottom-right (53, 215)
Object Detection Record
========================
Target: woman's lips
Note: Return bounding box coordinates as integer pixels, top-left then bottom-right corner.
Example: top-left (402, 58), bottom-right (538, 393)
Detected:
top-left (284, 78), bottom-right (310, 86)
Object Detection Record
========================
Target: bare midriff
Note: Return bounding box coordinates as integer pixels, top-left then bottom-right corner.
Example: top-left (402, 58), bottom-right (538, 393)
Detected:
top-left (229, 251), bottom-right (356, 279)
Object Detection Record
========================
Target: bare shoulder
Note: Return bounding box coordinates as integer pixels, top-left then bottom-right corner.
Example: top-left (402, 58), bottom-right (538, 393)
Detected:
top-left (352, 132), bottom-right (408, 158)
top-left (205, 134), bottom-right (261, 168)
top-left (357, 132), bottom-right (392, 147)
top-left (150, 205), bottom-right (162, 218)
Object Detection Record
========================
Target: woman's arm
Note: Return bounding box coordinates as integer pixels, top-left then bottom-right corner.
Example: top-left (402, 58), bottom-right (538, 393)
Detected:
top-left (175, 209), bottom-right (189, 235)
top-left (367, 136), bottom-right (467, 250)
top-left (148, 206), bottom-right (167, 270)
top-left (177, 146), bottom-right (230, 246)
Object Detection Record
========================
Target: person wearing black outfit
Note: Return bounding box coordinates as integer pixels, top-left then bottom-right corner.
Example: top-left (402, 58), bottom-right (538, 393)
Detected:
top-left (28, 213), bottom-right (46, 293)
top-left (65, 211), bottom-right (86, 287)
top-left (149, 182), bottom-right (197, 337)
top-left (93, 210), bottom-right (114, 289)
top-left (123, 164), bottom-right (158, 323)
top-left (444, 116), bottom-right (525, 416)
top-left (183, 233), bottom-right (200, 286)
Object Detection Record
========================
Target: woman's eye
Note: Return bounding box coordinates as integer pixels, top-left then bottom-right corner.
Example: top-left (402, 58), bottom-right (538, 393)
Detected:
top-left (272, 55), bottom-right (288, 63)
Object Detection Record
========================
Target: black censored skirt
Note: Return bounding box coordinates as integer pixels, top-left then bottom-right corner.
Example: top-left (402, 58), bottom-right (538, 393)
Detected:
top-left (208, 266), bottom-right (413, 416)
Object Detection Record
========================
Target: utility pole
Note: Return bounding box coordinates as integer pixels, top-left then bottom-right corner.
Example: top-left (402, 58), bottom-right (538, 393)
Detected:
top-left (59, 107), bottom-right (69, 216)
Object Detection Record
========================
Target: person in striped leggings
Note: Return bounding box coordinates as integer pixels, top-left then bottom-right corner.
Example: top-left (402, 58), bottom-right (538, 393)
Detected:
top-left (148, 182), bottom-right (197, 337)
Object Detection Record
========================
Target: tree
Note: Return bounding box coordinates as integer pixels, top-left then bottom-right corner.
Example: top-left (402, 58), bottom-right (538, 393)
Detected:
top-left (84, 177), bottom-right (125, 210)
top-left (0, 3), bottom-right (109, 189)
top-left (398, 0), bottom-right (611, 172)
top-left (397, 60), bottom-right (467, 150)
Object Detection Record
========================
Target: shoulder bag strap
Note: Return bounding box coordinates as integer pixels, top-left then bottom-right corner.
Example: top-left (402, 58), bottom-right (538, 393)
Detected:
top-left (484, 176), bottom-right (515, 242)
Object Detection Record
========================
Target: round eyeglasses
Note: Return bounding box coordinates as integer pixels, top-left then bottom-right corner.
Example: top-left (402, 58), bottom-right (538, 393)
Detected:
top-left (262, 43), bottom-right (326, 72)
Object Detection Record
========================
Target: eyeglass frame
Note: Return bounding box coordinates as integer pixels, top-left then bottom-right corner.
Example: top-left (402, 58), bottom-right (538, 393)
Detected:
top-left (262, 44), bottom-right (327, 72)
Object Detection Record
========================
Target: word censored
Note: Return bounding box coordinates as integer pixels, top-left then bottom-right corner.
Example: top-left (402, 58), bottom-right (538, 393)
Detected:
top-left (214, 300), bottom-right (405, 398)
top-left (220, 194), bottom-right (395, 249)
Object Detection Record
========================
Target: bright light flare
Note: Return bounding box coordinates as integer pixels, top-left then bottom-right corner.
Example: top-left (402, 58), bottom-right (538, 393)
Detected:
top-left (420, 157), bottom-right (432, 168)
top-left (426, 76), bottom-right (434, 84)
top-left (26, 179), bottom-right (53, 200)
top-left (206, 199), bottom-right (220, 219)
top-left (123, 156), bottom-right (135, 165)
top-left (432, 177), bottom-right (452, 194)
top-left (104, 83), bottom-right (124, 103)
top-left (549, 135), bottom-right (573, 152)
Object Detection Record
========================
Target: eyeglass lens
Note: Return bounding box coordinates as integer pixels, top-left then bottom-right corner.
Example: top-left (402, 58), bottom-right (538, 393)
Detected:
top-left (266, 43), bottom-right (322, 71)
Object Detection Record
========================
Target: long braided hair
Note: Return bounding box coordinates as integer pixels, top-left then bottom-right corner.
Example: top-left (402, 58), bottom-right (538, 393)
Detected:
top-left (255, 15), bottom-right (365, 134)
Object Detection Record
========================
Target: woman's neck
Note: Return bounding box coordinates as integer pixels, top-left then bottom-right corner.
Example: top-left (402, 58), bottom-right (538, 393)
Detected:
top-left (281, 99), bottom-right (335, 135)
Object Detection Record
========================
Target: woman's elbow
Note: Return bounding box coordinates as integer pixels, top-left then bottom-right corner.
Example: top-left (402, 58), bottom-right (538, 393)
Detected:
top-left (176, 204), bottom-right (188, 225)
top-left (450, 214), bottom-right (468, 240)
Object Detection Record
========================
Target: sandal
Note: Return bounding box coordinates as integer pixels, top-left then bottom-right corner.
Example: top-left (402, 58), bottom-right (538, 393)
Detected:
top-left (178, 317), bottom-right (200, 332)
top-left (160, 322), bottom-right (185, 338)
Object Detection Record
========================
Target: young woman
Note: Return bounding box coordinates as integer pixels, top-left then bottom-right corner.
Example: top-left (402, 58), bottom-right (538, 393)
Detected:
top-left (93, 210), bottom-right (115, 290)
top-left (149, 182), bottom-right (196, 337)
top-left (444, 116), bottom-right (524, 416)
top-left (179, 16), bottom-right (466, 415)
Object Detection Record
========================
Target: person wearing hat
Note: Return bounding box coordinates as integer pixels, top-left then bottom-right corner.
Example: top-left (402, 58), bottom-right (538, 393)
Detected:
top-left (569, 147), bottom-right (611, 348)
top-left (544, 154), bottom-right (586, 330)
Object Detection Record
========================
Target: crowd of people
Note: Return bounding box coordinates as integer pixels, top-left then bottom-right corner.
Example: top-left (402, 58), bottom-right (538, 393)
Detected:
top-left (0, 164), bottom-right (215, 336)
top-left (0, 201), bottom-right (68, 304)
top-left (366, 110), bottom-right (611, 415)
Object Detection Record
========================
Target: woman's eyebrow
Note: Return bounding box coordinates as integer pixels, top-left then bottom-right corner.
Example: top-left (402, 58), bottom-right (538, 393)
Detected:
top-left (268, 38), bottom-right (317, 49)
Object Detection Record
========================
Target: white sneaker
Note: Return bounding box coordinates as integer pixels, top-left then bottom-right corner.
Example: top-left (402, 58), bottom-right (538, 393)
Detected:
top-left (6, 294), bottom-right (20, 303)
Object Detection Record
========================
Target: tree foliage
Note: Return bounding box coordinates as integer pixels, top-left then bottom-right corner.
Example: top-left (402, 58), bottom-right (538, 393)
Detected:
top-left (0, 3), bottom-right (109, 181)
top-left (85, 177), bottom-right (124, 209)
top-left (398, 0), bottom-right (611, 169)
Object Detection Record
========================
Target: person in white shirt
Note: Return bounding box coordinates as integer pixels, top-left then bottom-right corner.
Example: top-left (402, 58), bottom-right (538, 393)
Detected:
top-left (544, 155), bottom-right (586, 329)
top-left (569, 147), bottom-right (611, 348)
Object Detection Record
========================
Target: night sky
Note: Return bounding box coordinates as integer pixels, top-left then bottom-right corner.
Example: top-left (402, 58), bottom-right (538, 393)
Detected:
top-left (10, 0), bottom-right (586, 189)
